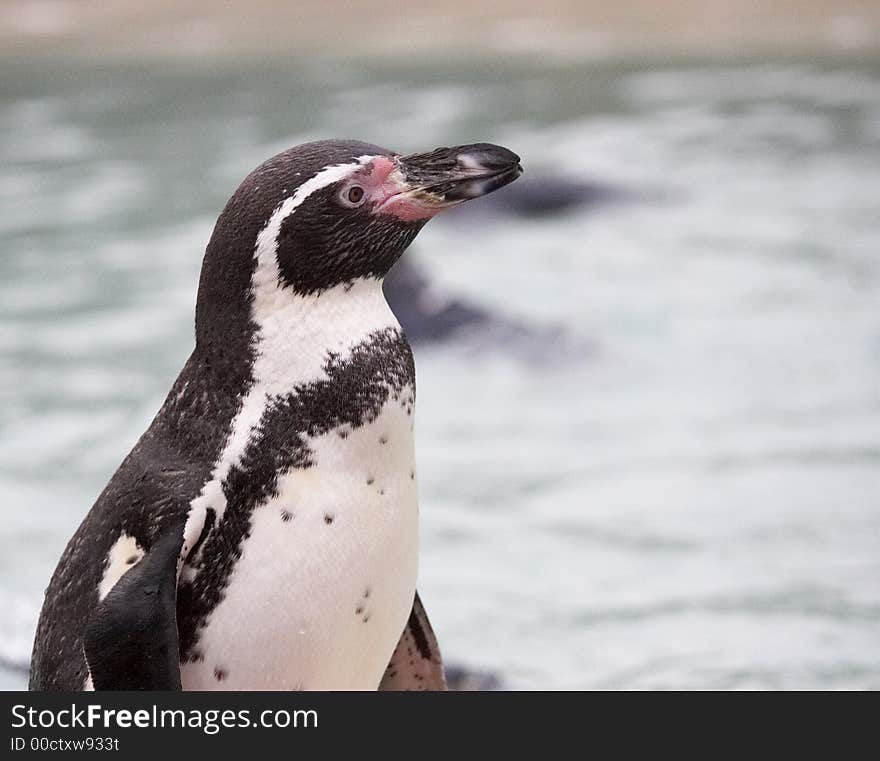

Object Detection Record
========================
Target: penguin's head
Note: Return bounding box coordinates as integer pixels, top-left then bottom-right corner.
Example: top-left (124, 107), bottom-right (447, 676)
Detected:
top-left (269, 142), bottom-right (518, 293)
top-left (195, 139), bottom-right (520, 352)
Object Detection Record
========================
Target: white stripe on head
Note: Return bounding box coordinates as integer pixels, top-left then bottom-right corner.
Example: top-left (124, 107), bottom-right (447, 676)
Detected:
top-left (252, 155), bottom-right (378, 321)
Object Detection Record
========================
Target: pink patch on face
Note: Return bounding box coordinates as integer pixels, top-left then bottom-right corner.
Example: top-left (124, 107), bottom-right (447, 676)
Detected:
top-left (348, 156), bottom-right (398, 201)
top-left (354, 156), bottom-right (413, 216)
top-left (367, 156), bottom-right (397, 185)
top-left (362, 157), bottom-right (445, 221)
top-left (377, 194), bottom-right (443, 221)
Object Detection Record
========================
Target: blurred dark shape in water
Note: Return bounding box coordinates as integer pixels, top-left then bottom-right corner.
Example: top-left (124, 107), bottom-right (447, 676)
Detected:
top-left (385, 257), bottom-right (486, 343)
top-left (386, 173), bottom-right (632, 352)
top-left (385, 255), bottom-right (577, 361)
top-left (446, 173), bottom-right (637, 220)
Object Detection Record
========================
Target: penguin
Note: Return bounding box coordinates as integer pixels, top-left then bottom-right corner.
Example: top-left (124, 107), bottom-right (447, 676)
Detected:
top-left (29, 139), bottom-right (522, 691)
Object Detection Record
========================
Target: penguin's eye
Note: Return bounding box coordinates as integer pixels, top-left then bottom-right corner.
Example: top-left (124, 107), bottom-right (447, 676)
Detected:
top-left (340, 185), bottom-right (366, 208)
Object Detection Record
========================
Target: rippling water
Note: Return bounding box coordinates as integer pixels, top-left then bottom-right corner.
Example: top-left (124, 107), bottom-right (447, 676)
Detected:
top-left (1, 54), bottom-right (879, 689)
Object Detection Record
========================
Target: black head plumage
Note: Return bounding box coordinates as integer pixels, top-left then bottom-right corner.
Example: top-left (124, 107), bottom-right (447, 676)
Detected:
top-left (193, 138), bottom-right (522, 357)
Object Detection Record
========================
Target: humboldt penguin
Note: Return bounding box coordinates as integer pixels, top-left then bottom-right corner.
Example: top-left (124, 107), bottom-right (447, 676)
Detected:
top-left (29, 139), bottom-right (522, 691)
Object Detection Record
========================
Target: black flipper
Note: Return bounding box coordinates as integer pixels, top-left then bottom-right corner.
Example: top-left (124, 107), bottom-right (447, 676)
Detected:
top-left (379, 592), bottom-right (447, 691)
top-left (83, 523), bottom-right (185, 690)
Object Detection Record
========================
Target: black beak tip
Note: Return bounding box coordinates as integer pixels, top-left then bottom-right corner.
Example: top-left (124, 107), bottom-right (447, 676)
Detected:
top-left (399, 142), bottom-right (523, 203)
top-left (458, 143), bottom-right (521, 173)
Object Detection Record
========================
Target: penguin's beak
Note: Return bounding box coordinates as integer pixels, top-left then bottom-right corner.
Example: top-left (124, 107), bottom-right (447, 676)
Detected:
top-left (400, 143), bottom-right (523, 202)
top-left (376, 143), bottom-right (522, 220)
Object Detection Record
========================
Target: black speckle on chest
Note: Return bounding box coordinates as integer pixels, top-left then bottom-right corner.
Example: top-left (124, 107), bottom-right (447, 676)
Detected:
top-left (176, 327), bottom-right (414, 657)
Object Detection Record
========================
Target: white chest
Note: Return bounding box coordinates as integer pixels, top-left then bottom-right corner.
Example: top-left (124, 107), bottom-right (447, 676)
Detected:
top-left (177, 278), bottom-right (418, 690)
top-left (179, 392), bottom-right (418, 690)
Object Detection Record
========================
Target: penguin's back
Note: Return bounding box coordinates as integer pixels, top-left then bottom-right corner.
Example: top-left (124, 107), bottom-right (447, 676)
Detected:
top-left (29, 351), bottom-right (242, 690)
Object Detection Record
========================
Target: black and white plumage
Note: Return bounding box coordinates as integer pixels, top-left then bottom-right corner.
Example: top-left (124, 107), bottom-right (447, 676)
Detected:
top-left (29, 139), bottom-right (522, 691)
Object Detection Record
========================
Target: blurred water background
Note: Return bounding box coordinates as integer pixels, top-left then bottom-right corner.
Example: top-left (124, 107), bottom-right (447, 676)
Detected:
top-left (1, 2), bottom-right (879, 689)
